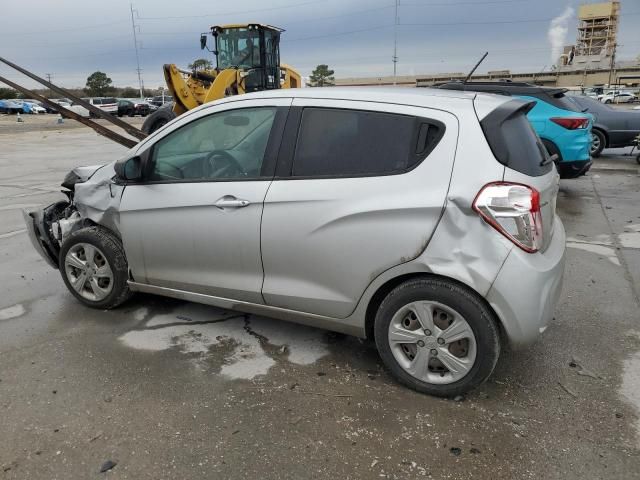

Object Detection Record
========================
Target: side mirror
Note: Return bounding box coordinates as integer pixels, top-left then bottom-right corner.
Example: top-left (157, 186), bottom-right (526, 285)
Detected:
top-left (115, 156), bottom-right (143, 182)
top-left (200, 34), bottom-right (207, 50)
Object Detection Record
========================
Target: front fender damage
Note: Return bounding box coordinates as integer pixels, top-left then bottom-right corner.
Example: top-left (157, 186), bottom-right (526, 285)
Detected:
top-left (23, 161), bottom-right (125, 268)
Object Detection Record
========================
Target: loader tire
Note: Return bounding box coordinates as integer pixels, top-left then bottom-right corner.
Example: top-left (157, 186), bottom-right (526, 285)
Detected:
top-left (142, 104), bottom-right (177, 134)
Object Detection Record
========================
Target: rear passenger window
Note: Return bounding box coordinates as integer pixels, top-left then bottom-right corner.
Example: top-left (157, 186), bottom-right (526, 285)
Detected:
top-left (292, 108), bottom-right (442, 177)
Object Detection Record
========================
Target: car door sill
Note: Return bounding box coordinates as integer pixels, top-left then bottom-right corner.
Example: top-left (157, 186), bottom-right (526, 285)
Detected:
top-left (127, 281), bottom-right (364, 337)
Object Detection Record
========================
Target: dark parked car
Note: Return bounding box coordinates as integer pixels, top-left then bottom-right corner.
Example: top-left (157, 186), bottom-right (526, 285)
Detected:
top-left (566, 95), bottom-right (640, 156)
top-left (117, 100), bottom-right (150, 117)
top-left (150, 95), bottom-right (173, 108)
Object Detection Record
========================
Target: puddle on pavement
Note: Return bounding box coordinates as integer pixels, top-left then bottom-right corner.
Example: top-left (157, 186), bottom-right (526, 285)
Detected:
top-left (119, 303), bottom-right (329, 380)
top-left (0, 303), bottom-right (26, 320)
top-left (618, 224), bottom-right (640, 249)
top-left (566, 236), bottom-right (621, 266)
top-left (621, 333), bottom-right (640, 448)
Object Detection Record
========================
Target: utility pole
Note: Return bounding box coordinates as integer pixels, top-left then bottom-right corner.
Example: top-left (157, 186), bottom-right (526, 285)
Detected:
top-left (45, 74), bottom-right (52, 97)
top-left (608, 42), bottom-right (617, 88)
top-left (392, 0), bottom-right (399, 85)
top-left (130, 3), bottom-right (144, 99)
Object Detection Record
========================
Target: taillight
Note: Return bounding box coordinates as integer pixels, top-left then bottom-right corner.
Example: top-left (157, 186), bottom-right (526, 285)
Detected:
top-left (473, 182), bottom-right (543, 253)
top-left (550, 117), bottom-right (589, 129)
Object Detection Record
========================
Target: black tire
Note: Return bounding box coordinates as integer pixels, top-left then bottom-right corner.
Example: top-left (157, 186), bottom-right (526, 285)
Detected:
top-left (58, 226), bottom-right (132, 309)
top-left (141, 104), bottom-right (177, 134)
top-left (591, 129), bottom-right (606, 157)
top-left (541, 139), bottom-right (563, 170)
top-left (374, 277), bottom-right (501, 397)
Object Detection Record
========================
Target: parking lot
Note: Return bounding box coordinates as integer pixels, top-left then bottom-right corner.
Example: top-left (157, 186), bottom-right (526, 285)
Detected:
top-left (1, 114), bottom-right (639, 479)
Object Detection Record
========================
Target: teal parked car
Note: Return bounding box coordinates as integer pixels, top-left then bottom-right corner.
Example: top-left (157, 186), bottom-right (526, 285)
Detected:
top-left (438, 81), bottom-right (593, 178)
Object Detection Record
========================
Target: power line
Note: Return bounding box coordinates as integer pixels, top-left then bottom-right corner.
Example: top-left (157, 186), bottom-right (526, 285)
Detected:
top-left (401, 0), bottom-right (528, 6)
top-left (137, 4), bottom-right (396, 36)
top-left (0, 20), bottom-right (129, 37)
top-left (137, 0), bottom-right (327, 20)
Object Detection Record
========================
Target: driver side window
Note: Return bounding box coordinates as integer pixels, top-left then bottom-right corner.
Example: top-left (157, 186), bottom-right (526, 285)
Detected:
top-left (150, 107), bottom-right (276, 181)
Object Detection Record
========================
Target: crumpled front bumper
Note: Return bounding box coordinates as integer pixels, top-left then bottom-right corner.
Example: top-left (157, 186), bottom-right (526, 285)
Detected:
top-left (22, 204), bottom-right (64, 269)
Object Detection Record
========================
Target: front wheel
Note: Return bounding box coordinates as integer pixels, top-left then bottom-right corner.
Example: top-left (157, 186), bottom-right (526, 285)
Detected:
top-left (374, 277), bottom-right (500, 397)
top-left (59, 226), bottom-right (132, 309)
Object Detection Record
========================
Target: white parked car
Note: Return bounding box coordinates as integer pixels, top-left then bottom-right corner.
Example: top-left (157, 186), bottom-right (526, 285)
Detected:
top-left (599, 92), bottom-right (637, 104)
top-left (83, 97), bottom-right (118, 115)
top-left (29, 103), bottom-right (47, 114)
top-left (55, 101), bottom-right (90, 118)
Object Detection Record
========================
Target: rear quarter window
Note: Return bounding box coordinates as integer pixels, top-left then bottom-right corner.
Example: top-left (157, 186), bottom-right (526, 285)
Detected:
top-left (291, 108), bottom-right (444, 177)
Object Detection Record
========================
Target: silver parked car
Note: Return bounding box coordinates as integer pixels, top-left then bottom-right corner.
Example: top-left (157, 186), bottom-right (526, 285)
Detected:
top-left (24, 88), bottom-right (565, 396)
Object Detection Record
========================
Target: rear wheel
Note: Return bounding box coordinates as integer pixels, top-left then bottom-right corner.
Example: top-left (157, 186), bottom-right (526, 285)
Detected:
top-left (591, 129), bottom-right (606, 157)
top-left (374, 277), bottom-right (500, 397)
top-left (59, 226), bottom-right (132, 309)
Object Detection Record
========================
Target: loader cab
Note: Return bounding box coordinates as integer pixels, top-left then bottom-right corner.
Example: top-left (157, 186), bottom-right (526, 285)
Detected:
top-left (210, 24), bottom-right (282, 92)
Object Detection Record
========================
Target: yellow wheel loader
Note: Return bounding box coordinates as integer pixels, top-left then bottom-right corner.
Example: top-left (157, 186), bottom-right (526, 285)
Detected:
top-left (142, 23), bottom-right (302, 134)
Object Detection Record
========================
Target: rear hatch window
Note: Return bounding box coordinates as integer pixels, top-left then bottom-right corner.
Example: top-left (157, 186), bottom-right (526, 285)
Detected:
top-left (478, 99), bottom-right (552, 177)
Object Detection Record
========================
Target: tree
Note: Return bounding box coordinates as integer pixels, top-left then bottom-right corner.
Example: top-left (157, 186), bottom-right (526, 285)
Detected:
top-left (0, 88), bottom-right (17, 99)
top-left (119, 87), bottom-right (140, 98)
top-left (308, 64), bottom-right (335, 87)
top-left (189, 58), bottom-right (213, 72)
top-left (85, 71), bottom-right (114, 96)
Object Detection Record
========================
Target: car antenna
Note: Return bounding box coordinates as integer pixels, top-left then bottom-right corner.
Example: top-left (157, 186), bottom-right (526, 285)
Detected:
top-left (463, 52), bottom-right (488, 84)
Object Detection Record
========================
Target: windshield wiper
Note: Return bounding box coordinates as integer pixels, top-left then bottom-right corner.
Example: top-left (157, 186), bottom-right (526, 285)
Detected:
top-left (540, 153), bottom-right (558, 167)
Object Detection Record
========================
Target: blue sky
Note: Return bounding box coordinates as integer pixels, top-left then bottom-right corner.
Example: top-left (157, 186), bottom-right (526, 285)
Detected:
top-left (1, 0), bottom-right (639, 89)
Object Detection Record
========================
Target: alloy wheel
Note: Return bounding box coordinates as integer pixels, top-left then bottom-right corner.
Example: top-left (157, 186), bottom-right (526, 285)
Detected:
top-left (591, 133), bottom-right (601, 155)
top-left (388, 301), bottom-right (477, 384)
top-left (64, 243), bottom-right (114, 301)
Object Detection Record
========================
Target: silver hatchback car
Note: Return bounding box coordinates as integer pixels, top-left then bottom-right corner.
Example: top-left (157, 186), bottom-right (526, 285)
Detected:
top-left (24, 88), bottom-right (565, 396)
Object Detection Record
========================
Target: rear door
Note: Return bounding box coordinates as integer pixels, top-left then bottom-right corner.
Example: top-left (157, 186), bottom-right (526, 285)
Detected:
top-left (260, 99), bottom-right (458, 318)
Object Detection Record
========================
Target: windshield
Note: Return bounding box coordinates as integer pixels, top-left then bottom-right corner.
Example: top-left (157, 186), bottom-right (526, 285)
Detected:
top-left (217, 27), bottom-right (260, 69)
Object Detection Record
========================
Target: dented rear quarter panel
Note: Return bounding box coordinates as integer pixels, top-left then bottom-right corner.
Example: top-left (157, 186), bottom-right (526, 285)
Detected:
top-left (342, 94), bottom-right (514, 336)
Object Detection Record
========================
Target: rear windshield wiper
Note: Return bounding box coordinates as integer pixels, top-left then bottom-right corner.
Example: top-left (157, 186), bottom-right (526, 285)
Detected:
top-left (540, 153), bottom-right (558, 167)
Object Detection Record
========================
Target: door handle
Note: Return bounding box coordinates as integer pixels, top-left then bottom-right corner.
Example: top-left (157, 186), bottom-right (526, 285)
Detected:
top-left (215, 195), bottom-right (251, 209)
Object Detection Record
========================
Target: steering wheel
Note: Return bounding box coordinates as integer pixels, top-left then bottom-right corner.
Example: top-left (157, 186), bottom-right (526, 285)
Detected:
top-left (158, 163), bottom-right (184, 180)
top-left (204, 150), bottom-right (244, 178)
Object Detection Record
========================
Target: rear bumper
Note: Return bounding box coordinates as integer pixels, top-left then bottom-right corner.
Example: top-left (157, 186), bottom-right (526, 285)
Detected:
top-left (556, 159), bottom-right (592, 178)
top-left (555, 128), bottom-right (592, 162)
top-left (486, 216), bottom-right (566, 348)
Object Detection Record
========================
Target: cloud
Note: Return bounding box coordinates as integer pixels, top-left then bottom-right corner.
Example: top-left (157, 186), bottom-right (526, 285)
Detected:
top-left (548, 6), bottom-right (574, 65)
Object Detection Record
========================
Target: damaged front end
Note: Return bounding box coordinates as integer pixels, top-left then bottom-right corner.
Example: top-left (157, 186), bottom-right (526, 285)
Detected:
top-left (23, 163), bottom-right (124, 269)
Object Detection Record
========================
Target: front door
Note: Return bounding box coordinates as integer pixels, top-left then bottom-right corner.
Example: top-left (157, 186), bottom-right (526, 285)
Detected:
top-left (119, 99), bottom-right (290, 303)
